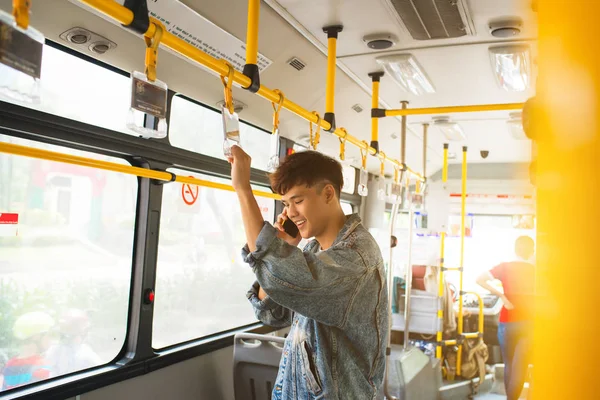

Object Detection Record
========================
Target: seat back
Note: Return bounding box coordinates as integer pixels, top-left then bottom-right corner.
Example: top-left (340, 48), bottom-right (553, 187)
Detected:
top-left (412, 265), bottom-right (427, 291)
top-left (233, 333), bottom-right (285, 400)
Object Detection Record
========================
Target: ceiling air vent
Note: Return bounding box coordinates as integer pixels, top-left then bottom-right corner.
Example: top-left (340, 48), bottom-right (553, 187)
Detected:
top-left (385, 0), bottom-right (475, 40)
top-left (351, 104), bottom-right (364, 113)
top-left (59, 27), bottom-right (117, 54)
top-left (287, 57), bottom-right (306, 71)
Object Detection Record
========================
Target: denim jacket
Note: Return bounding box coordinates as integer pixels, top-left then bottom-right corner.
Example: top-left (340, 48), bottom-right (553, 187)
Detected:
top-left (243, 214), bottom-right (388, 400)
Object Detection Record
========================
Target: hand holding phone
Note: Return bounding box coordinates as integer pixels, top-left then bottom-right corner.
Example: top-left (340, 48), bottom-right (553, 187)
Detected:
top-left (282, 218), bottom-right (299, 239)
top-left (275, 211), bottom-right (301, 246)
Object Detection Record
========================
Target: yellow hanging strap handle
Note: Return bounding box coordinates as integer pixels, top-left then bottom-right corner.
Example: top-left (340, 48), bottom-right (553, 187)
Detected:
top-left (338, 128), bottom-right (348, 161)
top-left (379, 151), bottom-right (386, 177)
top-left (360, 141), bottom-right (369, 169)
top-left (12, 0), bottom-right (30, 30)
top-left (144, 19), bottom-right (164, 82)
top-left (271, 89), bottom-right (285, 134)
top-left (394, 165), bottom-right (400, 184)
top-left (309, 111), bottom-right (321, 150)
top-left (220, 62), bottom-right (235, 115)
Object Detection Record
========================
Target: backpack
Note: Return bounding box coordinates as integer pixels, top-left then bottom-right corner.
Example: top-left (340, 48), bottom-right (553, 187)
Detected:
top-left (444, 339), bottom-right (489, 387)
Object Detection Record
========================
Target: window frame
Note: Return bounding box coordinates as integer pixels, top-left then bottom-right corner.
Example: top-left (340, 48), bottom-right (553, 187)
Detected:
top-left (0, 40), bottom-right (277, 400)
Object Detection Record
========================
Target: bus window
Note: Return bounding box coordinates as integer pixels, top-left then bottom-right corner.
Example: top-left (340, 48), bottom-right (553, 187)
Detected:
top-left (152, 169), bottom-right (275, 348)
top-left (168, 95), bottom-right (272, 171)
top-left (0, 135), bottom-right (135, 391)
top-left (0, 45), bottom-right (134, 136)
top-left (341, 202), bottom-right (354, 215)
top-left (442, 214), bottom-right (536, 293)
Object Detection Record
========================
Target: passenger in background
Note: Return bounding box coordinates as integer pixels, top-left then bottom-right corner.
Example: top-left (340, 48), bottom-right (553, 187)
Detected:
top-left (391, 235), bottom-right (398, 248)
top-left (476, 236), bottom-right (535, 400)
top-left (46, 309), bottom-right (101, 377)
top-left (1, 312), bottom-right (54, 391)
top-left (229, 147), bottom-right (388, 400)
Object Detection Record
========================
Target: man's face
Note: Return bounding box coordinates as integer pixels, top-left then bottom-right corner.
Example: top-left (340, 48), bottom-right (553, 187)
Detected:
top-left (281, 183), bottom-right (332, 239)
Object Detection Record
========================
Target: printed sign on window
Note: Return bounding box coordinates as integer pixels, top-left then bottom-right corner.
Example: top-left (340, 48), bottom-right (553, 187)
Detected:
top-left (0, 213), bottom-right (19, 237)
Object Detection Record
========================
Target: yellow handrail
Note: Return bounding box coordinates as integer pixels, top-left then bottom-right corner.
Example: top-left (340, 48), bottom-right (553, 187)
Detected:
top-left (0, 142), bottom-right (281, 200)
top-left (436, 232), bottom-right (446, 359)
top-left (456, 146), bottom-right (468, 376)
top-left (384, 102), bottom-right (524, 117)
top-left (462, 291), bottom-right (485, 336)
top-left (77, 0), bottom-right (424, 181)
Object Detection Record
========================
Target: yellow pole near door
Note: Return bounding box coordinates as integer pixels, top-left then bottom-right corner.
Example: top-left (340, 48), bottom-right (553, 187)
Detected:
top-left (456, 146), bottom-right (467, 376)
top-left (533, 1), bottom-right (600, 398)
top-left (436, 232), bottom-right (446, 359)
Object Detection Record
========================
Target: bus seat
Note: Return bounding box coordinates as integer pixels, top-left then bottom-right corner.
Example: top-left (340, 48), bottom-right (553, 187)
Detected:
top-left (412, 265), bottom-right (427, 291)
top-left (411, 265), bottom-right (455, 300)
top-left (233, 333), bottom-right (285, 400)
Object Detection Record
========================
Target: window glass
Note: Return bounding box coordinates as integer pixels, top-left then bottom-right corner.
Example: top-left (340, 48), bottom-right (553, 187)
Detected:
top-left (153, 170), bottom-right (275, 348)
top-left (169, 95), bottom-right (272, 171)
top-left (341, 202), bottom-right (354, 215)
top-left (0, 45), bottom-right (135, 136)
top-left (444, 214), bottom-right (535, 293)
top-left (0, 135), bottom-right (136, 392)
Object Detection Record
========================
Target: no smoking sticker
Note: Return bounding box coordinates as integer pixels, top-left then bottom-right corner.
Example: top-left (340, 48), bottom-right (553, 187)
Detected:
top-left (181, 178), bottom-right (199, 206)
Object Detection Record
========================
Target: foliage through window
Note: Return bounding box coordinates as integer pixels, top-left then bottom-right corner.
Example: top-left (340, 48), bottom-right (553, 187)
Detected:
top-left (0, 135), bottom-right (136, 392)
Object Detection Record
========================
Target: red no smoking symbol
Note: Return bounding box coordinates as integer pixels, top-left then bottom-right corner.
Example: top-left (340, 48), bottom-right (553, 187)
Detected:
top-left (181, 178), bottom-right (199, 206)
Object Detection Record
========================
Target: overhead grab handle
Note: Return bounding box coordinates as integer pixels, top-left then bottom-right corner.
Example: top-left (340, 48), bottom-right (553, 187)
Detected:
top-left (358, 141), bottom-right (369, 197)
top-left (377, 151), bottom-right (387, 201)
top-left (126, 19), bottom-right (168, 139)
top-left (338, 128), bottom-right (348, 162)
top-left (144, 19), bottom-right (163, 82)
top-left (309, 111), bottom-right (321, 151)
top-left (390, 165), bottom-right (402, 204)
top-left (12, 0), bottom-right (30, 29)
top-left (0, 0), bottom-right (45, 103)
top-left (267, 89), bottom-right (285, 172)
top-left (221, 62), bottom-right (241, 157)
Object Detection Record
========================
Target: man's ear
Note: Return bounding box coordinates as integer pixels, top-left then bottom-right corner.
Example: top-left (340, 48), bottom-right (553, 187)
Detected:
top-left (324, 184), bottom-right (336, 203)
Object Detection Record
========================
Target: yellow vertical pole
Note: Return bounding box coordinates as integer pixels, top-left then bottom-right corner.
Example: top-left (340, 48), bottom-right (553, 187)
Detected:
top-left (422, 123), bottom-right (429, 179)
top-left (436, 231), bottom-right (446, 359)
top-left (456, 146), bottom-right (467, 376)
top-left (325, 37), bottom-right (337, 113)
top-left (323, 26), bottom-right (343, 131)
top-left (243, 0), bottom-right (260, 92)
top-left (369, 72), bottom-right (384, 152)
top-left (245, 0), bottom-right (259, 65)
top-left (442, 143), bottom-right (449, 183)
top-left (533, 2), bottom-right (600, 398)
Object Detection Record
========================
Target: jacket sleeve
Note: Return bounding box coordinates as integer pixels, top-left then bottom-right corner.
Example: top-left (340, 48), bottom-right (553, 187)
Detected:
top-left (242, 222), bottom-right (367, 328)
top-left (247, 281), bottom-right (293, 328)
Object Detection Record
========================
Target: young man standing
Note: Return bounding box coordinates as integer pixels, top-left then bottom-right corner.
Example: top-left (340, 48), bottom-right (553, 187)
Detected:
top-left (476, 236), bottom-right (535, 400)
top-left (229, 147), bottom-right (388, 400)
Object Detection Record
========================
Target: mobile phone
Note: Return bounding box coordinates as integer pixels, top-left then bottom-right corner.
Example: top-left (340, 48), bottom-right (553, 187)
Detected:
top-left (282, 218), bottom-right (299, 238)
